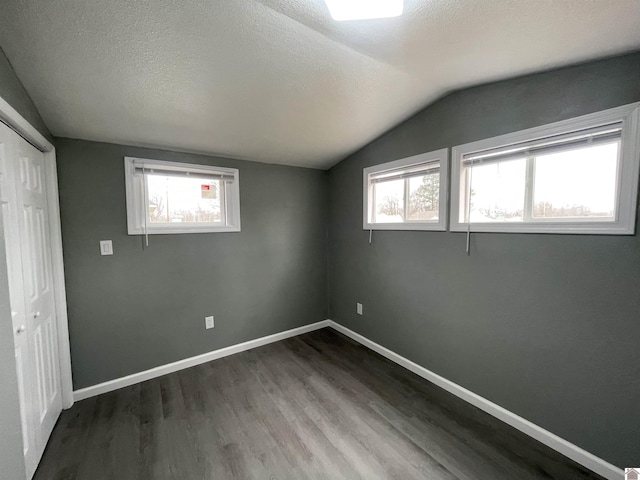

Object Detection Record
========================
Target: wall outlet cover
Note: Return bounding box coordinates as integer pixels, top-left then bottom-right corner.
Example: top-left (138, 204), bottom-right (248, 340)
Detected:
top-left (99, 240), bottom-right (113, 256)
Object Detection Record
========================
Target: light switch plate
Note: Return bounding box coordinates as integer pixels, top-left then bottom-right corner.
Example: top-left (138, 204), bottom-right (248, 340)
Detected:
top-left (205, 316), bottom-right (214, 329)
top-left (357, 303), bottom-right (363, 315)
top-left (99, 240), bottom-right (113, 256)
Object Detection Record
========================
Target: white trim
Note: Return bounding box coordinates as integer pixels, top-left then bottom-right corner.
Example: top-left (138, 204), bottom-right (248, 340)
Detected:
top-left (73, 320), bottom-right (331, 402)
top-left (0, 97), bottom-right (52, 152)
top-left (44, 151), bottom-right (74, 409)
top-left (125, 225), bottom-right (242, 235)
top-left (363, 148), bottom-right (449, 231)
top-left (124, 156), bottom-right (241, 235)
top-left (325, 320), bottom-right (623, 480)
top-left (69, 316), bottom-right (621, 478)
top-left (71, 316), bottom-right (622, 479)
top-left (450, 102), bottom-right (640, 235)
top-left (0, 95), bottom-right (74, 410)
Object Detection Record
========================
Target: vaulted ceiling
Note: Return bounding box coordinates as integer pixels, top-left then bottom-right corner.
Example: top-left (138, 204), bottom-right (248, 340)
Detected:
top-left (1, 0), bottom-right (639, 169)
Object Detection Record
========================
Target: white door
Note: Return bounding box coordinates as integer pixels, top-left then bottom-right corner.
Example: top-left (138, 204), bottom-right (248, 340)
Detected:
top-left (0, 122), bottom-right (62, 479)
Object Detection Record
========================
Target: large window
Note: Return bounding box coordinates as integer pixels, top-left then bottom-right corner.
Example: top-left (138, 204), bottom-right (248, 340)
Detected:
top-left (450, 104), bottom-right (640, 234)
top-left (363, 149), bottom-right (449, 231)
top-left (124, 157), bottom-right (240, 234)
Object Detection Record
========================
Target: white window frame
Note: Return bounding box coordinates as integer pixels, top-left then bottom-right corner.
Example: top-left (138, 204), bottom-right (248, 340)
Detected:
top-left (450, 103), bottom-right (640, 235)
top-left (363, 148), bottom-right (449, 231)
top-left (124, 157), bottom-right (241, 234)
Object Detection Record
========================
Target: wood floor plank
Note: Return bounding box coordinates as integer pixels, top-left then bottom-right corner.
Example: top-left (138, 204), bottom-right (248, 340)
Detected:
top-left (34, 328), bottom-right (605, 480)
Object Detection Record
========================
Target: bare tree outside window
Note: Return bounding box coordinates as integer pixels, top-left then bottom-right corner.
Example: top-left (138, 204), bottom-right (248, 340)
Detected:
top-left (409, 173), bottom-right (439, 220)
top-left (149, 193), bottom-right (166, 222)
top-left (378, 194), bottom-right (403, 218)
top-left (375, 173), bottom-right (440, 221)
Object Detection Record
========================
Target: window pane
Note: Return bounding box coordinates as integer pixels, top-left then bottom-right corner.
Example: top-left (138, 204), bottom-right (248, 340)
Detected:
top-left (467, 159), bottom-right (526, 222)
top-left (533, 142), bottom-right (618, 219)
top-left (408, 173), bottom-right (439, 221)
top-left (373, 178), bottom-right (404, 223)
top-left (146, 175), bottom-right (223, 224)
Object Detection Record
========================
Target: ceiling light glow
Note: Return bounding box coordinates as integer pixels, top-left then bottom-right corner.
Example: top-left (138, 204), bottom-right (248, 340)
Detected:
top-left (324, 0), bottom-right (403, 21)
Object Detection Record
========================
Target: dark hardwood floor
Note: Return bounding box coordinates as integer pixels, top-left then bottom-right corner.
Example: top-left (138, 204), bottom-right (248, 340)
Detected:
top-left (34, 328), bottom-right (604, 479)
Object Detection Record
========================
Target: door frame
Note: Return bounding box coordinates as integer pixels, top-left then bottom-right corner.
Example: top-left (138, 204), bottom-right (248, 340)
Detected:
top-left (0, 95), bottom-right (73, 409)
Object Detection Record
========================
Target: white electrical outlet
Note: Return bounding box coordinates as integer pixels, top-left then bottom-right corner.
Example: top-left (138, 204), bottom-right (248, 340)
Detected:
top-left (356, 303), bottom-right (363, 315)
top-left (99, 240), bottom-right (113, 256)
top-left (205, 315), bottom-right (214, 329)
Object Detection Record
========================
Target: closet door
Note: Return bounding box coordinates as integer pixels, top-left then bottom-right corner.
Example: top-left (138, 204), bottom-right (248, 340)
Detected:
top-left (0, 123), bottom-right (39, 478)
top-left (0, 122), bottom-right (62, 479)
top-left (14, 130), bottom-right (63, 464)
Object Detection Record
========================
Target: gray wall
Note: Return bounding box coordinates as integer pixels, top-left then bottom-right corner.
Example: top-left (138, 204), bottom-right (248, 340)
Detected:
top-left (56, 138), bottom-right (328, 390)
top-left (327, 52), bottom-right (640, 468)
top-left (0, 47), bottom-right (51, 140)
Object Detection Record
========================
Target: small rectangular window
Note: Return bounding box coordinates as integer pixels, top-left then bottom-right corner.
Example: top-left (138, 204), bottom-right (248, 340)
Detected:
top-left (363, 148), bottom-right (449, 231)
top-left (450, 104), bottom-right (640, 234)
top-left (124, 157), bottom-right (240, 234)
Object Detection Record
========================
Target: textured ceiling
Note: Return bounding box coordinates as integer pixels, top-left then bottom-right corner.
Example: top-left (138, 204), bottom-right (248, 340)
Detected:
top-left (0, 0), bottom-right (639, 169)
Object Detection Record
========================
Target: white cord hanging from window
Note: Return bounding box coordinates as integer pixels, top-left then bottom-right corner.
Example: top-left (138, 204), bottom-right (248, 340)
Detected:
top-left (142, 165), bottom-right (149, 247)
top-left (466, 163), bottom-right (473, 256)
top-left (369, 229), bottom-right (373, 245)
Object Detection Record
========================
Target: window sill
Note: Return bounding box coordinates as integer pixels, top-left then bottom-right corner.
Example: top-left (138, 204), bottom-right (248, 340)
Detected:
top-left (128, 225), bottom-right (241, 235)
top-left (363, 222), bottom-right (446, 232)
top-left (449, 222), bottom-right (633, 235)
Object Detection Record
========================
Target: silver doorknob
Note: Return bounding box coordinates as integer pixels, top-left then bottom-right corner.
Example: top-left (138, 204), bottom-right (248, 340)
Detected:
top-left (33, 311), bottom-right (40, 319)
top-left (16, 325), bottom-right (26, 334)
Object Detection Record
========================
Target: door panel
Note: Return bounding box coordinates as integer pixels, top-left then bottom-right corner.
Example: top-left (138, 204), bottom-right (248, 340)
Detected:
top-left (35, 208), bottom-right (51, 293)
top-left (15, 346), bottom-right (30, 451)
top-left (33, 324), bottom-right (45, 419)
top-left (15, 133), bottom-right (62, 458)
top-left (22, 206), bottom-right (36, 299)
top-left (44, 316), bottom-right (58, 405)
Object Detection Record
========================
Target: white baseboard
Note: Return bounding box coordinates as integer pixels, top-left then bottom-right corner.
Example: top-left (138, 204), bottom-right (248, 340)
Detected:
top-left (73, 320), bottom-right (331, 402)
top-left (325, 320), bottom-right (622, 480)
top-left (72, 317), bottom-right (622, 480)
